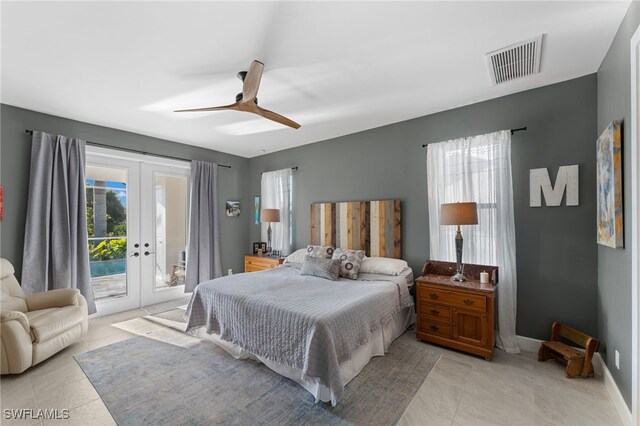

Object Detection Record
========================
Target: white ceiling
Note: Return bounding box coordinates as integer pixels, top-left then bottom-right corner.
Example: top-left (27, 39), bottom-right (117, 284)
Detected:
top-left (1, 1), bottom-right (631, 158)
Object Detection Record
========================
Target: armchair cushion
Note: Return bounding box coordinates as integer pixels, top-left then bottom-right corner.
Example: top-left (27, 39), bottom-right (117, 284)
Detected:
top-left (25, 288), bottom-right (81, 311)
top-left (1, 259), bottom-right (27, 313)
top-left (0, 311), bottom-right (30, 335)
top-left (25, 306), bottom-right (84, 343)
top-left (0, 258), bottom-right (15, 279)
top-left (1, 318), bottom-right (34, 374)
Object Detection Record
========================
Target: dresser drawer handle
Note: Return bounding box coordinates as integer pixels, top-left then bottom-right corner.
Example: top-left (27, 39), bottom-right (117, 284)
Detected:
top-left (430, 309), bottom-right (440, 315)
top-left (430, 325), bottom-right (439, 332)
top-left (429, 293), bottom-right (439, 299)
top-left (463, 299), bottom-right (474, 305)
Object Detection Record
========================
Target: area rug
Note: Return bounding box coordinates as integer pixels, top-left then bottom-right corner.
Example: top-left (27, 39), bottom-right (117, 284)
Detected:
top-left (141, 296), bottom-right (191, 315)
top-left (75, 332), bottom-right (440, 425)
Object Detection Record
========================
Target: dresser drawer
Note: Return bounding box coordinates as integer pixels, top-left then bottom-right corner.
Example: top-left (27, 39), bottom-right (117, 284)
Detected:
top-left (244, 256), bottom-right (283, 272)
top-left (245, 263), bottom-right (268, 273)
top-left (418, 317), bottom-right (451, 339)
top-left (246, 259), bottom-right (278, 268)
top-left (419, 302), bottom-right (451, 321)
top-left (419, 286), bottom-right (486, 312)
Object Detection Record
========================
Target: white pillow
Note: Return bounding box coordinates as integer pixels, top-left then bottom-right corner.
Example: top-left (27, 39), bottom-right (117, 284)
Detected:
top-left (283, 248), bottom-right (308, 264)
top-left (360, 257), bottom-right (408, 276)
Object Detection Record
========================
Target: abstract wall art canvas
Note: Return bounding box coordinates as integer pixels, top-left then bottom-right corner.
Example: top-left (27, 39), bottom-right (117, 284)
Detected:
top-left (254, 196), bottom-right (260, 224)
top-left (596, 119), bottom-right (623, 248)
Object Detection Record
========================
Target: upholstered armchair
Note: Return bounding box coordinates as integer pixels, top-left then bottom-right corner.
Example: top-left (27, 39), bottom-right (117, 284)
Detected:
top-left (0, 258), bottom-right (88, 374)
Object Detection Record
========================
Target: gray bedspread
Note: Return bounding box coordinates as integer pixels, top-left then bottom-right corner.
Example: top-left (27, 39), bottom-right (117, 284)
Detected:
top-left (185, 264), bottom-right (414, 405)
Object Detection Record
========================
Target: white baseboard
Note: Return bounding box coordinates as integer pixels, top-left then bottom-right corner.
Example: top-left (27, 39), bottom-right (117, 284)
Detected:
top-left (594, 353), bottom-right (634, 425)
top-left (516, 335), bottom-right (543, 353)
top-left (516, 335), bottom-right (633, 425)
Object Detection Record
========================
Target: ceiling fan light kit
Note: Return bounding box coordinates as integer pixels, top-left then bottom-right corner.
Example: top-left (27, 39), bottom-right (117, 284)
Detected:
top-left (175, 60), bottom-right (301, 129)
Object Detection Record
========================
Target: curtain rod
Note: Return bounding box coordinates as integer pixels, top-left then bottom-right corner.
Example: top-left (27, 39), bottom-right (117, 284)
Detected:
top-left (24, 129), bottom-right (232, 169)
top-left (260, 167), bottom-right (298, 175)
top-left (421, 127), bottom-right (527, 148)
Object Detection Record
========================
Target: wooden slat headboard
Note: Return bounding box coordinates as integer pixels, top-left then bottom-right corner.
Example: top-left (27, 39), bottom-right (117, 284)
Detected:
top-left (310, 200), bottom-right (401, 258)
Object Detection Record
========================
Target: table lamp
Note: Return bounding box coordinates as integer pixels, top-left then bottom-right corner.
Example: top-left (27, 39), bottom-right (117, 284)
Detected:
top-left (440, 202), bottom-right (478, 281)
top-left (260, 208), bottom-right (280, 253)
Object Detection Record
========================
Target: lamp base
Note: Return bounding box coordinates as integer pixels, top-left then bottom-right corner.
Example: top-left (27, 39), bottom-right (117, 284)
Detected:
top-left (451, 273), bottom-right (467, 282)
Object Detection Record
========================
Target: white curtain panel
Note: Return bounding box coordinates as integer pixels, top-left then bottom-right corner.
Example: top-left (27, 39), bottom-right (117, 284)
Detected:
top-left (261, 168), bottom-right (292, 255)
top-left (427, 130), bottom-right (520, 353)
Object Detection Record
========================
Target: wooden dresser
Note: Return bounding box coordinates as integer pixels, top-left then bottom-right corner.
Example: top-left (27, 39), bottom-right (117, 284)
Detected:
top-left (244, 255), bottom-right (284, 272)
top-left (416, 260), bottom-right (498, 360)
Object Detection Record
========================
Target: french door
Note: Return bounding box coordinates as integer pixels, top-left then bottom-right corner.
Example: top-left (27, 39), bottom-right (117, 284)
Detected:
top-left (140, 163), bottom-right (190, 306)
top-left (86, 147), bottom-right (190, 316)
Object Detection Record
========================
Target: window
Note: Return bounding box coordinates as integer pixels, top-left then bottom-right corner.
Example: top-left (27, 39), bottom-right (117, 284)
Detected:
top-left (426, 130), bottom-right (519, 352)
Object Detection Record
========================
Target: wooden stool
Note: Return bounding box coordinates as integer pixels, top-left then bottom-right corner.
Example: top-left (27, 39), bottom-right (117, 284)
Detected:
top-left (538, 322), bottom-right (599, 378)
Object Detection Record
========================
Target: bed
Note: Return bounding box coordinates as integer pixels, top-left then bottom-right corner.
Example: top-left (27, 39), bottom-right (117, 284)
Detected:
top-left (185, 199), bottom-right (413, 405)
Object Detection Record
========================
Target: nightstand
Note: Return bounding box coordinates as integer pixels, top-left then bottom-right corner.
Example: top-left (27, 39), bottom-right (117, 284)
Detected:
top-left (244, 255), bottom-right (284, 272)
top-left (416, 260), bottom-right (498, 360)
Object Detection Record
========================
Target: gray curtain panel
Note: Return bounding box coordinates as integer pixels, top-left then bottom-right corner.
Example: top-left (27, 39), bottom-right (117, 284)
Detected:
top-left (185, 160), bottom-right (222, 292)
top-left (22, 131), bottom-right (96, 314)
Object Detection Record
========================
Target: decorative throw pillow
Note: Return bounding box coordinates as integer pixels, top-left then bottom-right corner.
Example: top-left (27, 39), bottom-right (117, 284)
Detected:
top-left (300, 255), bottom-right (341, 281)
top-left (360, 257), bottom-right (409, 276)
top-left (305, 245), bottom-right (335, 259)
top-left (283, 248), bottom-right (308, 264)
top-left (332, 248), bottom-right (366, 279)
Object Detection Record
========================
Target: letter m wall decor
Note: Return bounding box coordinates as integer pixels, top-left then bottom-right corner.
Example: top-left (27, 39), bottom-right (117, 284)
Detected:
top-left (529, 165), bottom-right (579, 207)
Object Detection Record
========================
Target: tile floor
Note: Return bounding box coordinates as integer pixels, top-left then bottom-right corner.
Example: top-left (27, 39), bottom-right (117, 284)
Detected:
top-left (0, 298), bottom-right (624, 425)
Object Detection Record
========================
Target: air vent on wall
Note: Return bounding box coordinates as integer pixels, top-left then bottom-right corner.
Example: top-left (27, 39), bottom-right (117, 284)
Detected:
top-left (486, 35), bottom-right (543, 85)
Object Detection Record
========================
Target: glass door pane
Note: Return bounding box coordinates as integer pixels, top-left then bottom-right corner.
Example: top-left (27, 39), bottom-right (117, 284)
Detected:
top-left (86, 165), bottom-right (128, 300)
top-left (154, 173), bottom-right (188, 290)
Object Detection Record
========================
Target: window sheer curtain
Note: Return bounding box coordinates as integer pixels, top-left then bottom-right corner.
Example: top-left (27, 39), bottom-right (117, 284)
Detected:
top-left (22, 131), bottom-right (96, 314)
top-left (261, 168), bottom-right (292, 255)
top-left (427, 130), bottom-right (520, 353)
top-left (185, 160), bottom-right (222, 293)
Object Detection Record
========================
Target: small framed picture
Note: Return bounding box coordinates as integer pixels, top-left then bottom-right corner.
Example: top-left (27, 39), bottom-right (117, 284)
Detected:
top-left (253, 242), bottom-right (267, 254)
top-left (226, 200), bottom-right (240, 217)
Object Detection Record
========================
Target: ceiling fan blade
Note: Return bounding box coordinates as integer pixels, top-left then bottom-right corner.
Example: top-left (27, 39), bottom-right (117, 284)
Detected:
top-left (241, 60), bottom-right (264, 103)
top-left (174, 103), bottom-right (239, 112)
top-left (256, 106), bottom-right (300, 129)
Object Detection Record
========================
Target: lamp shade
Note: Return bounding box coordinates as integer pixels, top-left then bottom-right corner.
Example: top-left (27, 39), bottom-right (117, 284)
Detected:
top-left (260, 208), bottom-right (280, 223)
top-left (440, 202), bottom-right (478, 225)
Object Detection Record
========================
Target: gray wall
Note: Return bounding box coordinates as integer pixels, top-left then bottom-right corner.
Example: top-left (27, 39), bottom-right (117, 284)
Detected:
top-left (0, 104), bottom-right (250, 281)
top-left (248, 75), bottom-right (598, 341)
top-left (597, 1), bottom-right (639, 409)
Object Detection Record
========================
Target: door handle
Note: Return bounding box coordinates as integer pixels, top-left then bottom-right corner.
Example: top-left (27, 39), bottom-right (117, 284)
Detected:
top-left (130, 252), bottom-right (139, 257)
top-left (144, 251), bottom-right (155, 256)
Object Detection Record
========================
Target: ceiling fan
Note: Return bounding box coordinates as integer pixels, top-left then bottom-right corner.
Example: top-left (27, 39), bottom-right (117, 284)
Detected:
top-left (175, 60), bottom-right (300, 129)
